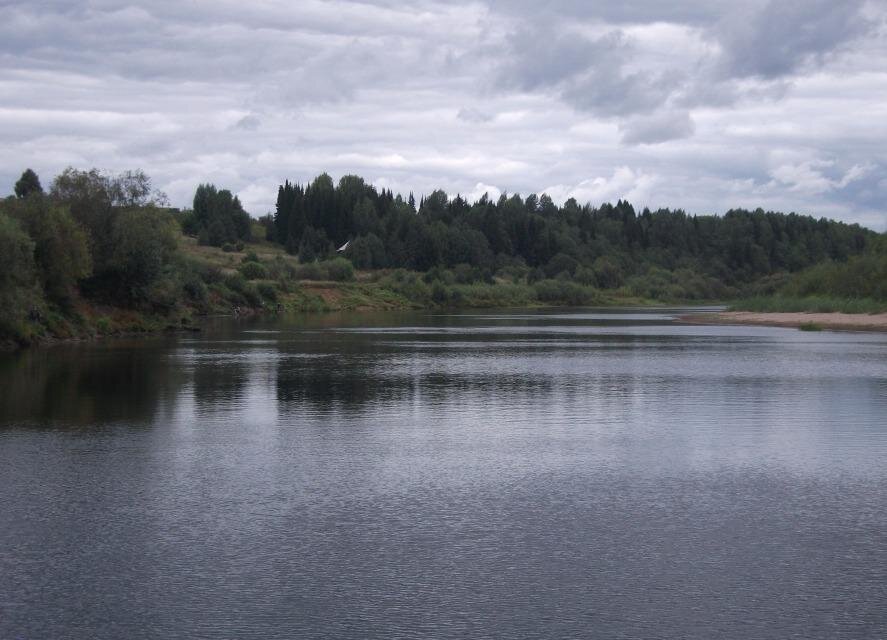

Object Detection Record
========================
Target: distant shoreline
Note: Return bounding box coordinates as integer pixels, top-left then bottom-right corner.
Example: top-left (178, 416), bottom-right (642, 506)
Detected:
top-left (679, 311), bottom-right (887, 332)
top-left (7, 306), bottom-right (887, 352)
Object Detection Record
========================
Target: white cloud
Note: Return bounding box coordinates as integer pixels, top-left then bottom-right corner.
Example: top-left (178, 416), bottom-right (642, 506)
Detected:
top-left (236, 181), bottom-right (279, 215)
top-left (465, 182), bottom-right (502, 202)
top-left (770, 160), bottom-right (872, 195)
top-left (0, 0), bottom-right (885, 231)
top-left (543, 167), bottom-right (660, 206)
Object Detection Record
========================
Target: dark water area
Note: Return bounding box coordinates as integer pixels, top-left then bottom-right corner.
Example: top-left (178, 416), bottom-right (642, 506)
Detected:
top-left (1, 308), bottom-right (886, 639)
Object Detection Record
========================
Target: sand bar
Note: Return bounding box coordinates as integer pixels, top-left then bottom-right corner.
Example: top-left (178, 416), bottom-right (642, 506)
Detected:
top-left (679, 311), bottom-right (887, 332)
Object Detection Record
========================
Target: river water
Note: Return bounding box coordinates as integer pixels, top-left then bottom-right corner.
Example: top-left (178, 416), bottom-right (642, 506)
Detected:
top-left (1, 309), bottom-right (886, 639)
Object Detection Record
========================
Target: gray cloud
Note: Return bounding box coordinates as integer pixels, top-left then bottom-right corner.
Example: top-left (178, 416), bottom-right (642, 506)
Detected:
top-left (498, 29), bottom-right (621, 91)
top-left (0, 0), bottom-right (884, 230)
top-left (619, 111), bottom-right (696, 145)
top-left (715, 0), bottom-right (873, 79)
top-left (562, 67), bottom-right (684, 118)
top-left (494, 0), bottom-right (879, 122)
top-left (499, 28), bottom-right (687, 120)
top-left (486, 0), bottom-right (738, 26)
top-left (457, 107), bottom-right (495, 124)
top-left (232, 115), bottom-right (261, 131)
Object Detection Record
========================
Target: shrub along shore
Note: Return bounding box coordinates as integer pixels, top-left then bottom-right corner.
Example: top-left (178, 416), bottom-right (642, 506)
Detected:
top-left (2, 167), bottom-right (885, 348)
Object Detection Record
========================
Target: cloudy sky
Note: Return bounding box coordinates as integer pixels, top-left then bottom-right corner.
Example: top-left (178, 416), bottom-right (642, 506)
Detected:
top-left (2, 0), bottom-right (886, 229)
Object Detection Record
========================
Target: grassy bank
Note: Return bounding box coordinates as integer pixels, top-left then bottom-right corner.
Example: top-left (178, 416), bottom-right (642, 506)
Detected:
top-left (182, 235), bottom-right (658, 313)
top-left (1, 233), bottom-right (662, 349)
top-left (7, 224), bottom-right (883, 349)
top-left (729, 296), bottom-right (887, 314)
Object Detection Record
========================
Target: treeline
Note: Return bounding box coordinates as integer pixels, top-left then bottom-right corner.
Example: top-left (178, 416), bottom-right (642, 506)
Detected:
top-left (268, 173), bottom-right (875, 300)
top-left (734, 234), bottom-right (887, 312)
top-left (2, 166), bottom-right (883, 345)
top-left (779, 234), bottom-right (886, 299)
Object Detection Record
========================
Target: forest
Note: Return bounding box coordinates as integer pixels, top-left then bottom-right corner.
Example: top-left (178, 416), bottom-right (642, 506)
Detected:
top-left (262, 173), bottom-right (876, 297)
top-left (1, 167), bottom-right (884, 346)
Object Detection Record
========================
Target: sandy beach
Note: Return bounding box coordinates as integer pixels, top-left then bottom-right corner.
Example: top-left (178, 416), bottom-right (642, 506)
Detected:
top-left (679, 311), bottom-right (887, 332)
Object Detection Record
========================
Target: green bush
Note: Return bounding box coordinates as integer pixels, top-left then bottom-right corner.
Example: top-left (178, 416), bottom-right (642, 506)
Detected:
top-left (224, 272), bottom-right (248, 293)
top-left (533, 279), bottom-right (599, 306)
top-left (346, 233), bottom-right (387, 269)
top-left (146, 276), bottom-right (180, 310)
top-left (527, 267), bottom-right (546, 284)
top-left (182, 273), bottom-right (208, 304)
top-left (379, 270), bottom-right (430, 304)
top-left (423, 266), bottom-right (455, 285)
top-left (451, 282), bottom-right (534, 307)
top-left (265, 256), bottom-right (297, 281)
top-left (210, 282), bottom-right (243, 307)
top-left (239, 261), bottom-right (268, 280)
top-left (95, 316), bottom-right (113, 334)
top-left (431, 281), bottom-right (448, 304)
top-left (593, 256), bottom-right (624, 289)
top-left (295, 262), bottom-right (325, 280)
top-left (782, 254), bottom-right (887, 300)
top-left (45, 311), bottom-right (74, 338)
top-left (241, 284), bottom-right (262, 307)
top-left (257, 282), bottom-right (278, 302)
top-left (496, 264), bottom-right (529, 283)
top-left (452, 263), bottom-right (478, 284)
top-left (0, 213), bottom-right (37, 333)
top-left (221, 275), bottom-right (260, 306)
top-left (324, 257), bottom-right (354, 282)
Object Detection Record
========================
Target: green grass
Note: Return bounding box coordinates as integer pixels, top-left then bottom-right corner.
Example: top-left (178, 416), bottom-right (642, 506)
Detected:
top-left (798, 322), bottom-right (823, 332)
top-left (730, 295), bottom-right (887, 314)
top-left (446, 282), bottom-right (537, 308)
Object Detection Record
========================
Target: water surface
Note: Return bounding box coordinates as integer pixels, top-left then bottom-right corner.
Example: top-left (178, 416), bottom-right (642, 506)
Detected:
top-left (1, 309), bottom-right (886, 638)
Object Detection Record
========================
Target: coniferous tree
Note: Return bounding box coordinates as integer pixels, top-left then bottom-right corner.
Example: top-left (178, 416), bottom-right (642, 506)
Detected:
top-left (260, 171), bottom-right (876, 300)
top-left (14, 169), bottom-right (43, 199)
top-left (191, 184), bottom-right (251, 246)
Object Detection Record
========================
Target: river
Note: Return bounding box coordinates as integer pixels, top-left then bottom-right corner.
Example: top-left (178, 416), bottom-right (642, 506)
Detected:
top-left (1, 308), bottom-right (886, 638)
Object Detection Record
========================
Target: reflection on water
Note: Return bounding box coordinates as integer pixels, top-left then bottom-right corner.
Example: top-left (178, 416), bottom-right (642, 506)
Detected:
top-left (0, 337), bottom-right (186, 427)
top-left (1, 309), bottom-right (886, 639)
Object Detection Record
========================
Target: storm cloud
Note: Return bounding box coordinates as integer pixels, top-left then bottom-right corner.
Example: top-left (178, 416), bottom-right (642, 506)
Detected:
top-left (0, 0), bottom-right (885, 229)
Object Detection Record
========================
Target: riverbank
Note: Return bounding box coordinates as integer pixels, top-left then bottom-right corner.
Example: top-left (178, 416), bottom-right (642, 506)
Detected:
top-left (680, 310), bottom-right (887, 332)
top-left (3, 230), bottom-right (665, 349)
top-left (1, 270), bottom-right (664, 350)
top-left (729, 295), bottom-right (887, 315)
